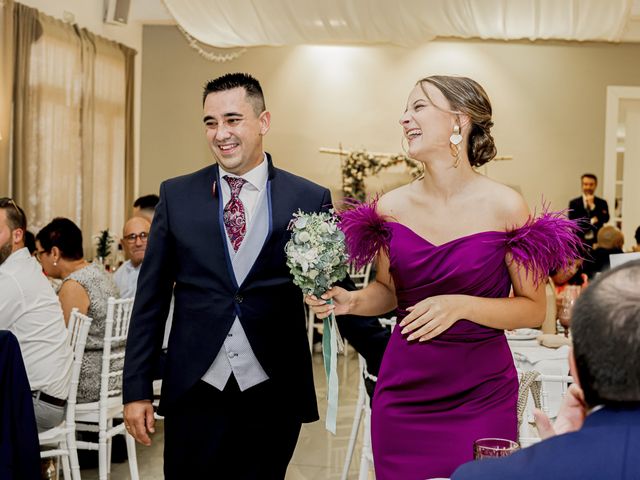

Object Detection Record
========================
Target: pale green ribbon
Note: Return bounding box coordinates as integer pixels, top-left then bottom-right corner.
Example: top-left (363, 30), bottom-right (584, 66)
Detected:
top-left (322, 299), bottom-right (343, 434)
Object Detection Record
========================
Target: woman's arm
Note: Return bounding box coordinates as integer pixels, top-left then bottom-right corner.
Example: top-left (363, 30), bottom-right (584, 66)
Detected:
top-left (58, 279), bottom-right (90, 325)
top-left (305, 249), bottom-right (398, 318)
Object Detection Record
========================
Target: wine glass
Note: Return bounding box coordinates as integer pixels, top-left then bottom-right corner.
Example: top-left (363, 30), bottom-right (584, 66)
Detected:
top-left (558, 285), bottom-right (581, 337)
top-left (473, 438), bottom-right (519, 460)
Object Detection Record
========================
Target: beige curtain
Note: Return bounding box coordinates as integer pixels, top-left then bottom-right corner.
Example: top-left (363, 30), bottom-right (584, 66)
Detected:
top-left (121, 45), bottom-right (136, 219)
top-left (0, 0), bottom-right (15, 197)
top-left (13, 9), bottom-right (83, 232)
top-left (79, 29), bottom-right (126, 252)
top-left (11, 8), bottom-right (133, 259)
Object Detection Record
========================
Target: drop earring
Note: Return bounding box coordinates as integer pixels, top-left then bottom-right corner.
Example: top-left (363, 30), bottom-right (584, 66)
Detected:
top-left (449, 125), bottom-right (462, 168)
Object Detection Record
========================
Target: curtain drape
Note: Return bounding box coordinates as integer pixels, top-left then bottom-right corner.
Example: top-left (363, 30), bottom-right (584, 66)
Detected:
top-left (120, 45), bottom-right (136, 220)
top-left (11, 6), bottom-right (133, 259)
top-left (0, 0), bottom-right (15, 197)
top-left (163, 0), bottom-right (634, 47)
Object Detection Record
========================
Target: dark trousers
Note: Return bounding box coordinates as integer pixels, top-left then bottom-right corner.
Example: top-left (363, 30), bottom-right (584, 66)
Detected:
top-left (164, 376), bottom-right (301, 480)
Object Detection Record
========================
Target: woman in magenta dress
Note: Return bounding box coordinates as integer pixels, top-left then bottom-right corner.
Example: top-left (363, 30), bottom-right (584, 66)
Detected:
top-left (307, 75), bottom-right (581, 479)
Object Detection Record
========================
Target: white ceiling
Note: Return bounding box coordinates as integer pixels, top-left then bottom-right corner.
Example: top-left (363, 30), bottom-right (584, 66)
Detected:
top-left (130, 0), bottom-right (640, 43)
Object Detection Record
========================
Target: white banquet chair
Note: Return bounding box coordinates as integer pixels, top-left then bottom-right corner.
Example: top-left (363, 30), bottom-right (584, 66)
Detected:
top-left (517, 370), bottom-right (574, 447)
top-left (74, 297), bottom-right (139, 480)
top-left (39, 309), bottom-right (92, 480)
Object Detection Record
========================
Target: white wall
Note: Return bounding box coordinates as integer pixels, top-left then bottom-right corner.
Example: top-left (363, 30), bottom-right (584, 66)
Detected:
top-left (139, 28), bottom-right (640, 215)
top-left (19, 0), bottom-right (143, 197)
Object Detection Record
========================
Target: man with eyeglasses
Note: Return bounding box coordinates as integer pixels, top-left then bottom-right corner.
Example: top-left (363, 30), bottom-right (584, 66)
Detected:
top-left (0, 198), bottom-right (73, 431)
top-left (114, 216), bottom-right (173, 375)
top-left (114, 216), bottom-right (151, 299)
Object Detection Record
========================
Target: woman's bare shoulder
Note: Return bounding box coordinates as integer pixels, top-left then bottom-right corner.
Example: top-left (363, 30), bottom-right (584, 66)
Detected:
top-left (477, 177), bottom-right (530, 229)
top-left (377, 184), bottom-right (413, 219)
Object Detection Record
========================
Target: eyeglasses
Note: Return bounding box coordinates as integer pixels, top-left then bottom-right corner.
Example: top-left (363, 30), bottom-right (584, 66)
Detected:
top-left (123, 232), bottom-right (149, 244)
top-left (0, 197), bottom-right (21, 216)
top-left (35, 249), bottom-right (48, 261)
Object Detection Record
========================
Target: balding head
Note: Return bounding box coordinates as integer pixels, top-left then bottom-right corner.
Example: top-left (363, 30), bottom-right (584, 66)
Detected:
top-left (571, 260), bottom-right (640, 407)
top-left (121, 216), bottom-right (151, 267)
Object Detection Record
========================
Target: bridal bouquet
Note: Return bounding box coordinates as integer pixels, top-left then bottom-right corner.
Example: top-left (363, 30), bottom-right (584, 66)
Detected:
top-left (285, 209), bottom-right (348, 434)
top-left (285, 210), bottom-right (349, 297)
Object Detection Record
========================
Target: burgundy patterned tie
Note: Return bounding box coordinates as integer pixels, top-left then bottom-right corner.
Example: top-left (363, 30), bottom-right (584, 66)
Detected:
top-left (223, 176), bottom-right (248, 252)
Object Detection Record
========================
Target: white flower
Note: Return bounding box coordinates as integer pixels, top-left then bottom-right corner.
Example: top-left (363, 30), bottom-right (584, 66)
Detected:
top-left (297, 231), bottom-right (311, 243)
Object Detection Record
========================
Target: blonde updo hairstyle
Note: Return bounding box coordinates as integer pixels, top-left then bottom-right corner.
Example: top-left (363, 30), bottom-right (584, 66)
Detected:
top-left (417, 75), bottom-right (497, 167)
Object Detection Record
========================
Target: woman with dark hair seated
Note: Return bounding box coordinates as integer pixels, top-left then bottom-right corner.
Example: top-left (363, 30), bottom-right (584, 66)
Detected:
top-left (35, 218), bottom-right (120, 403)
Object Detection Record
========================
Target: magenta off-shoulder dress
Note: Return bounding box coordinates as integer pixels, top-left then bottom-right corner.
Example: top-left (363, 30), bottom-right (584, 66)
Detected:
top-left (339, 202), bottom-right (581, 480)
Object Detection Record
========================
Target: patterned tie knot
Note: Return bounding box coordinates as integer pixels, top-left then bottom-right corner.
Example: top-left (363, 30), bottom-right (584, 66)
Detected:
top-left (224, 176), bottom-right (247, 198)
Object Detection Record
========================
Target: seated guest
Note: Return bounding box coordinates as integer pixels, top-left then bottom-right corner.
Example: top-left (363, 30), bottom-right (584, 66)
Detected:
top-left (114, 216), bottom-right (173, 380)
top-left (114, 216), bottom-right (151, 299)
top-left (0, 198), bottom-right (72, 432)
top-left (132, 194), bottom-right (159, 223)
top-left (582, 225), bottom-right (624, 278)
top-left (452, 260), bottom-right (640, 480)
top-left (633, 226), bottom-right (640, 253)
top-left (36, 218), bottom-right (119, 403)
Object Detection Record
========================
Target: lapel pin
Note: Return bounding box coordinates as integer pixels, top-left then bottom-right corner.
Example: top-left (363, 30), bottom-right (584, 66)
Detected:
top-left (212, 180), bottom-right (217, 196)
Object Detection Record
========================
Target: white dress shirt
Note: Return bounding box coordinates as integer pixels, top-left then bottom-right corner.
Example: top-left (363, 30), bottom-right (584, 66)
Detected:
top-left (218, 153), bottom-right (269, 222)
top-left (0, 248), bottom-right (73, 399)
top-left (113, 259), bottom-right (173, 349)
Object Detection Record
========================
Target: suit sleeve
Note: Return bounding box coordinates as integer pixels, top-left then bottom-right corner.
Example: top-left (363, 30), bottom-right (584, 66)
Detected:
top-left (316, 187), bottom-right (391, 376)
top-left (568, 198), bottom-right (581, 221)
top-left (597, 198), bottom-right (610, 226)
top-left (123, 182), bottom-right (177, 403)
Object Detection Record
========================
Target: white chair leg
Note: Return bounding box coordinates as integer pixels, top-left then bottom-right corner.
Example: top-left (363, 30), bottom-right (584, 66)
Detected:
top-left (341, 396), bottom-right (364, 480)
top-left (60, 449), bottom-right (72, 480)
top-left (125, 432), bottom-right (140, 480)
top-left (107, 418), bottom-right (113, 475)
top-left (98, 431), bottom-right (108, 480)
top-left (358, 412), bottom-right (373, 480)
top-left (66, 427), bottom-right (81, 480)
top-left (307, 308), bottom-right (315, 351)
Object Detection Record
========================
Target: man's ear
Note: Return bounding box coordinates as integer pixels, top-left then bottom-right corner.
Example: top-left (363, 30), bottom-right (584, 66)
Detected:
top-left (568, 347), bottom-right (581, 388)
top-left (259, 111), bottom-right (271, 136)
top-left (12, 228), bottom-right (24, 245)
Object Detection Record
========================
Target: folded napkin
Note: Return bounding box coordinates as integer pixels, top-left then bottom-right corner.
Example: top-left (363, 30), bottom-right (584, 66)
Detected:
top-left (537, 333), bottom-right (572, 348)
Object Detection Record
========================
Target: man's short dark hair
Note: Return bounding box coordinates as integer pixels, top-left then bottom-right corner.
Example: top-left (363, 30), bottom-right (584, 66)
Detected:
top-left (133, 194), bottom-right (159, 211)
top-left (0, 197), bottom-right (27, 232)
top-left (571, 260), bottom-right (640, 407)
top-left (36, 217), bottom-right (84, 261)
top-left (202, 73), bottom-right (266, 115)
top-left (581, 173), bottom-right (598, 183)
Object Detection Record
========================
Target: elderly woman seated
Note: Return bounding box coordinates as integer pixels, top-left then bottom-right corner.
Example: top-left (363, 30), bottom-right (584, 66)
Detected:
top-left (36, 218), bottom-right (120, 403)
top-left (583, 225), bottom-right (624, 279)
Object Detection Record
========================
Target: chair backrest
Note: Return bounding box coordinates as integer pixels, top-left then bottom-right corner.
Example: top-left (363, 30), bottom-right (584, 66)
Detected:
top-left (517, 370), bottom-right (573, 446)
top-left (99, 297), bottom-right (135, 402)
top-left (66, 309), bottom-right (93, 416)
top-left (349, 262), bottom-right (373, 289)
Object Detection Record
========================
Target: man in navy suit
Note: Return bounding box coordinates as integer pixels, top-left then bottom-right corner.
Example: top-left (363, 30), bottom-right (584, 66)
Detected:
top-left (568, 173), bottom-right (610, 247)
top-left (452, 260), bottom-right (640, 480)
top-left (122, 73), bottom-right (388, 479)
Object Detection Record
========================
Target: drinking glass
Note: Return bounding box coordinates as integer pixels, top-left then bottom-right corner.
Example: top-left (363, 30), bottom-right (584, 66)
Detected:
top-left (558, 285), bottom-right (581, 337)
top-left (473, 438), bottom-right (519, 460)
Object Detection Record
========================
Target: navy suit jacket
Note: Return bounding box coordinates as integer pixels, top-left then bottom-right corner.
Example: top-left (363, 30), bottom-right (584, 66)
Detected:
top-left (568, 195), bottom-right (609, 243)
top-left (452, 406), bottom-right (640, 480)
top-left (123, 155), bottom-right (390, 421)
